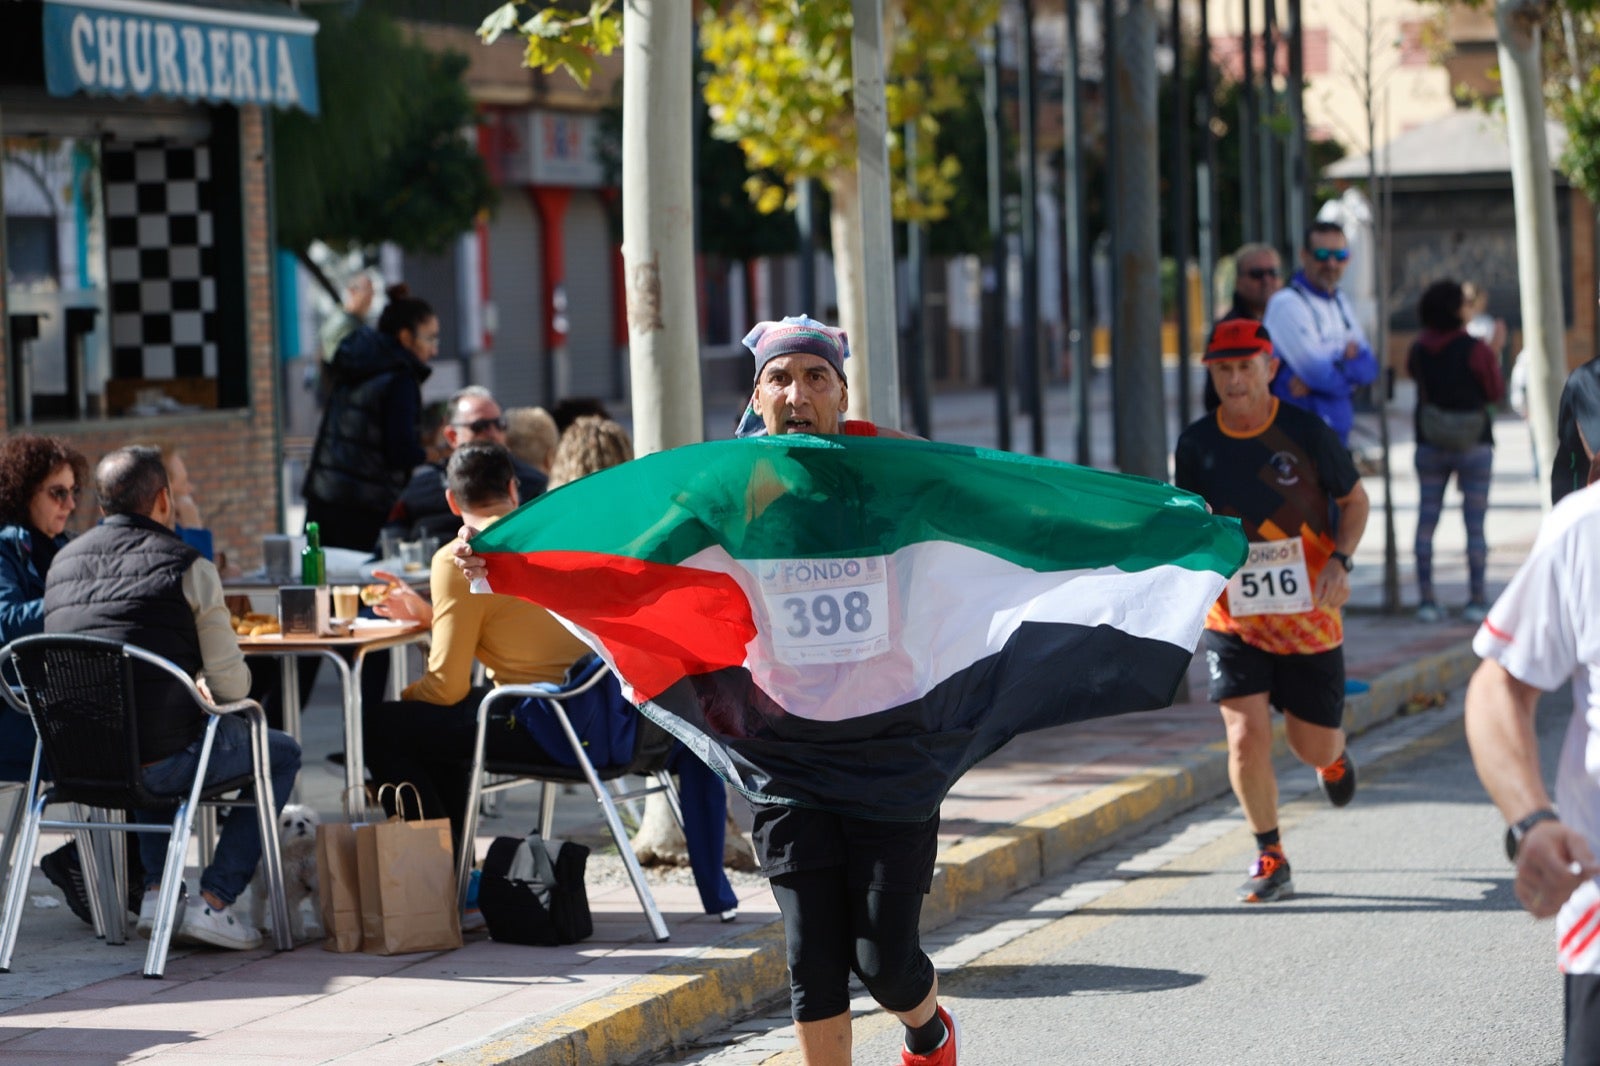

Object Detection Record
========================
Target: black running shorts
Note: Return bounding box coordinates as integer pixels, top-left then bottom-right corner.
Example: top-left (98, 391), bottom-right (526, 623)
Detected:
top-left (1567, 973), bottom-right (1600, 1065)
top-left (1203, 629), bottom-right (1346, 729)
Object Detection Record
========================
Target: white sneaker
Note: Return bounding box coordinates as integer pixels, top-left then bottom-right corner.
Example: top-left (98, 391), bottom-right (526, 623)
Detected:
top-left (176, 900), bottom-right (263, 951)
top-left (136, 882), bottom-right (187, 938)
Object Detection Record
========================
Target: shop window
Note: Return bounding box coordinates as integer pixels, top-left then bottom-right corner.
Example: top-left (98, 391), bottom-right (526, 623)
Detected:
top-left (4, 136), bottom-right (104, 422)
top-left (4, 130), bottom-right (244, 424)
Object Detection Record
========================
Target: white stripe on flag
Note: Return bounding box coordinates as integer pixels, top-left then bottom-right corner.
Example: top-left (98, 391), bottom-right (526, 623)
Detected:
top-left (669, 540), bottom-right (1225, 722)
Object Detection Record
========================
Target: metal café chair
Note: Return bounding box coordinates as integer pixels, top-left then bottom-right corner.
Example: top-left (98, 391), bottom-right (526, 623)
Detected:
top-left (0, 634), bottom-right (292, 977)
top-left (459, 655), bottom-right (685, 942)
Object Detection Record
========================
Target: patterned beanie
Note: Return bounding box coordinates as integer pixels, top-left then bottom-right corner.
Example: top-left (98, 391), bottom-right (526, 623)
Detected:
top-left (742, 314), bottom-right (850, 380)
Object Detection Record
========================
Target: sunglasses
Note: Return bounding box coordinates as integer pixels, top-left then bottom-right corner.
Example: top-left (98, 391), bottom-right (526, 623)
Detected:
top-left (1310, 247), bottom-right (1351, 263)
top-left (46, 485), bottom-right (80, 504)
top-left (453, 416), bottom-right (507, 434)
top-left (1244, 267), bottom-right (1280, 280)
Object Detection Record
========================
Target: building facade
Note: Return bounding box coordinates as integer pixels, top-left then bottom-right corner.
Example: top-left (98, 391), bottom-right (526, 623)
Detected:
top-left (1, 0), bottom-right (318, 562)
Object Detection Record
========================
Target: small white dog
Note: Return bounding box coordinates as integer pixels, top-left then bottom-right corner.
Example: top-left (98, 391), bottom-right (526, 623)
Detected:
top-left (246, 803), bottom-right (323, 942)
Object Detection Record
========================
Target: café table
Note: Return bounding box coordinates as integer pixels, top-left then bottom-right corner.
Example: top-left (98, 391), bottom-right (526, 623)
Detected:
top-left (223, 563), bottom-right (430, 705)
top-left (236, 620), bottom-right (429, 816)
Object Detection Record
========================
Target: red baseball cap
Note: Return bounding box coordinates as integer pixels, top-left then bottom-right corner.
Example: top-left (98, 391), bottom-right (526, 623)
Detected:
top-left (1204, 319), bottom-right (1274, 362)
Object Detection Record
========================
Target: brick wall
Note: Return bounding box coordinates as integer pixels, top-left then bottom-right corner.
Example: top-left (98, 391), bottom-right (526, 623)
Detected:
top-left (0, 106), bottom-right (283, 570)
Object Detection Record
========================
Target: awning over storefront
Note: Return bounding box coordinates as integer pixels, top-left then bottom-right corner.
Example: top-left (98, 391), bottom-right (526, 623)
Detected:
top-left (42, 0), bottom-right (319, 115)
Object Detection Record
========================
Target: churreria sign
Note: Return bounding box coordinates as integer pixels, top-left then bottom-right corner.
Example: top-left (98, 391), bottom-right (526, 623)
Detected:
top-left (42, 0), bottom-right (320, 115)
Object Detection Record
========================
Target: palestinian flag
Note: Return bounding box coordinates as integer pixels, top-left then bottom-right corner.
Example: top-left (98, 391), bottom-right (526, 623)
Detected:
top-left (471, 434), bottom-right (1246, 821)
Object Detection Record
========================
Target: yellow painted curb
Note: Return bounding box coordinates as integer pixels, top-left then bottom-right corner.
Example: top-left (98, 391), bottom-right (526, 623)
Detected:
top-left (441, 925), bottom-right (789, 1065)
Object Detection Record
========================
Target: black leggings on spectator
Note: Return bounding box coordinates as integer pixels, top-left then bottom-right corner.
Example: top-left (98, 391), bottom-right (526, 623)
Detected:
top-left (769, 866), bottom-right (935, 1022)
top-left (362, 688), bottom-right (559, 856)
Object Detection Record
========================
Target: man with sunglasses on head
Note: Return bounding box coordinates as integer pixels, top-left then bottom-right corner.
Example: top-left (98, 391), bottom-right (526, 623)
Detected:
top-left (1262, 221), bottom-right (1379, 446)
top-left (1204, 242), bottom-right (1284, 412)
top-left (383, 386), bottom-right (548, 543)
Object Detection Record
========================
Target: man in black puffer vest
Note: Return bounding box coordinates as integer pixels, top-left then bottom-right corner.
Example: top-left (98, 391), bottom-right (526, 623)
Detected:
top-left (45, 446), bottom-right (301, 951)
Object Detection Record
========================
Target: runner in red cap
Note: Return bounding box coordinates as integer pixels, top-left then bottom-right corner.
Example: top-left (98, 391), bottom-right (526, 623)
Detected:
top-left (1174, 319), bottom-right (1371, 902)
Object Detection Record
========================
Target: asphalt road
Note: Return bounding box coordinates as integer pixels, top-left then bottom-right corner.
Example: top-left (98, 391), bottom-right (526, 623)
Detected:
top-left (660, 687), bottom-right (1571, 1066)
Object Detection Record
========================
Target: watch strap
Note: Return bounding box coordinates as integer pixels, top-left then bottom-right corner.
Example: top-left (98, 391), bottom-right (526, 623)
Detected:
top-left (1506, 808), bottom-right (1560, 862)
top-left (1330, 550), bottom-right (1353, 572)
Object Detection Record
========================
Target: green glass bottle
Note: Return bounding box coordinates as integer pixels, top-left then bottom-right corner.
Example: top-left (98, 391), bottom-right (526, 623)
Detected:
top-left (301, 522), bottom-right (326, 586)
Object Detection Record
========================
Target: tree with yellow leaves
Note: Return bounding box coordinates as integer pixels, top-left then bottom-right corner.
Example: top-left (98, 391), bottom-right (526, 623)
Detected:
top-left (700, 0), bottom-right (997, 363)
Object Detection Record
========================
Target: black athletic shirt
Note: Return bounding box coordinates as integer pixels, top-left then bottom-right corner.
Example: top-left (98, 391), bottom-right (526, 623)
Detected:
top-left (1174, 399), bottom-right (1360, 654)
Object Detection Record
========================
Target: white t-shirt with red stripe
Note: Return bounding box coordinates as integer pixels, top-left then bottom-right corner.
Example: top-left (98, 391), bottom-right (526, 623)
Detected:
top-left (1473, 484), bottom-right (1600, 973)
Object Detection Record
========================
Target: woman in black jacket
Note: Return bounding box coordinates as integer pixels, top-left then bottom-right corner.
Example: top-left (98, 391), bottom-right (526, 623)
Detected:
top-left (1407, 278), bottom-right (1505, 625)
top-left (302, 284), bottom-right (440, 551)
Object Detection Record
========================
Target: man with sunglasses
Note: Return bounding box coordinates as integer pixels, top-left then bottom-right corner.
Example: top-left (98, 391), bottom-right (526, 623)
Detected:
top-left (384, 386), bottom-right (548, 542)
top-left (1262, 221), bottom-right (1379, 446)
top-left (1204, 243), bottom-right (1284, 412)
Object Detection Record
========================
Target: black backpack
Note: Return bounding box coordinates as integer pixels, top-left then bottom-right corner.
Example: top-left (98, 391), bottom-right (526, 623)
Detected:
top-left (476, 834), bottom-right (593, 946)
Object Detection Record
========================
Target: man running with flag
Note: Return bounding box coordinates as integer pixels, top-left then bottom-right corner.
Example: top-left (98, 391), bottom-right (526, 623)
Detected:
top-left (455, 315), bottom-right (1245, 1065)
top-left (1175, 318), bottom-right (1370, 904)
top-left (720, 316), bottom-right (954, 1066)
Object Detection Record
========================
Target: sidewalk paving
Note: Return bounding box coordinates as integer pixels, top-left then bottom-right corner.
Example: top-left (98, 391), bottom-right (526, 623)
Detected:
top-left (0, 379), bottom-right (1550, 1065)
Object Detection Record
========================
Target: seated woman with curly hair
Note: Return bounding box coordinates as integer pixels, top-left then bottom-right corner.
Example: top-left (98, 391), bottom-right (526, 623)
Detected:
top-left (0, 433), bottom-right (125, 924)
top-left (0, 433), bottom-right (88, 649)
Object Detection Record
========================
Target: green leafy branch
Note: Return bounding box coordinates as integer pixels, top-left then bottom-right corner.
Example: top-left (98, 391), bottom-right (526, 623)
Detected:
top-left (480, 1), bottom-right (623, 88)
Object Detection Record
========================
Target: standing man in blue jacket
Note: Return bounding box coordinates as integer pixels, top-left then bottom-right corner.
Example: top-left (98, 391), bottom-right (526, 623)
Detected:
top-left (1262, 221), bottom-right (1380, 447)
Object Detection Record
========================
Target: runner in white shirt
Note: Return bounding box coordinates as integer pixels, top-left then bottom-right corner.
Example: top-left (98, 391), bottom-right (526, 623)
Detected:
top-left (1466, 481), bottom-right (1600, 1062)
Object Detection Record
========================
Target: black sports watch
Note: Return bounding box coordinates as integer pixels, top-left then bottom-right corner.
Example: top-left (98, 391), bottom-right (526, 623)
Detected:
top-left (1505, 808), bottom-right (1560, 862)
top-left (1329, 551), bottom-right (1354, 572)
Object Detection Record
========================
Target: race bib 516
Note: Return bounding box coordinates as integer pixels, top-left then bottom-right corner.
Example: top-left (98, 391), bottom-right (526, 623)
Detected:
top-left (756, 557), bottom-right (891, 665)
top-left (1226, 538), bottom-right (1313, 616)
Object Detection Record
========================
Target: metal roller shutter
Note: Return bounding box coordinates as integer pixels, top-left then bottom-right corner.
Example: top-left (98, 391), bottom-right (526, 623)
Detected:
top-left (486, 189), bottom-right (544, 406)
top-left (559, 192), bottom-right (618, 400)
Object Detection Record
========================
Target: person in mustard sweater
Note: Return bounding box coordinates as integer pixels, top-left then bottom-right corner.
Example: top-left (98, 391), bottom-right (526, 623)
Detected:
top-left (363, 441), bottom-right (588, 854)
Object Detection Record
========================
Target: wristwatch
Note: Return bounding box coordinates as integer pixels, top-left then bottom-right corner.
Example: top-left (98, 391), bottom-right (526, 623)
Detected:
top-left (1505, 808), bottom-right (1560, 862)
top-left (1329, 551), bottom-right (1354, 572)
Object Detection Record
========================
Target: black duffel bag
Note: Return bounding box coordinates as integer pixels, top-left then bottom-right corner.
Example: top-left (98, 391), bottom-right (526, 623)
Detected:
top-left (476, 834), bottom-right (593, 946)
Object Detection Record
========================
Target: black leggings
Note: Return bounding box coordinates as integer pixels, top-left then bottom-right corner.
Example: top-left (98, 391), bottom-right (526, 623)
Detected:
top-left (770, 866), bottom-right (935, 1022)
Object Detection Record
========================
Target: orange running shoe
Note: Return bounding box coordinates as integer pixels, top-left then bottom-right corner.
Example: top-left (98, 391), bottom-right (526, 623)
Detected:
top-left (1238, 846), bottom-right (1293, 903)
top-left (1317, 750), bottom-right (1358, 808)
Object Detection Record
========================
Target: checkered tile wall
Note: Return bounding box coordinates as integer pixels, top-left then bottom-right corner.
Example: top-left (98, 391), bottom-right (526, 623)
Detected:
top-left (103, 142), bottom-right (218, 381)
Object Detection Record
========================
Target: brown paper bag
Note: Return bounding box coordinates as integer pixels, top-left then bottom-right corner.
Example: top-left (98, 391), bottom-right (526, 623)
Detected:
top-left (315, 822), bottom-right (364, 953)
top-left (355, 811), bottom-right (463, 955)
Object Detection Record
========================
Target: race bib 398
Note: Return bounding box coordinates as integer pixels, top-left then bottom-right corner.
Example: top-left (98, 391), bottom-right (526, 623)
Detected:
top-left (756, 557), bottom-right (891, 665)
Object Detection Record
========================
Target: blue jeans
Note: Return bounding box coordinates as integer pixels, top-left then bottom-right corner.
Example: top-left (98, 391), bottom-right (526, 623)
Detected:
top-left (0, 706), bottom-right (37, 783)
top-left (135, 715), bottom-right (301, 906)
top-left (668, 745), bottom-right (739, 914)
top-left (1413, 442), bottom-right (1494, 603)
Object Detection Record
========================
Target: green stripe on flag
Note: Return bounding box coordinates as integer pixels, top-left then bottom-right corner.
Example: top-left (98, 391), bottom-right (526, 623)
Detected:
top-left (471, 435), bottom-right (1245, 577)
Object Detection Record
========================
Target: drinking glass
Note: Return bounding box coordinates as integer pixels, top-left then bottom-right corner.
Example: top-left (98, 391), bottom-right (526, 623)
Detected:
top-left (399, 540), bottom-right (426, 574)
top-left (332, 585), bottom-right (361, 622)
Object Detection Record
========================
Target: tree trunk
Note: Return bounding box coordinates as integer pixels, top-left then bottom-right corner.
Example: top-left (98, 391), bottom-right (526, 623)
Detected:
top-left (1111, 0), bottom-right (1168, 481)
top-left (1497, 0), bottom-right (1563, 510)
top-left (622, 0), bottom-right (703, 455)
top-left (828, 165), bottom-right (870, 419)
top-left (847, 0), bottom-right (901, 429)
